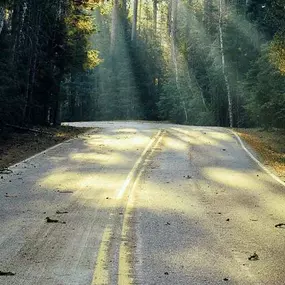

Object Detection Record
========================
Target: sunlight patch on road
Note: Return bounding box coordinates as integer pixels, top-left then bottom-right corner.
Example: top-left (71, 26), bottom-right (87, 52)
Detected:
top-left (112, 128), bottom-right (138, 134)
top-left (202, 167), bottom-right (267, 190)
top-left (116, 130), bottom-right (164, 199)
top-left (171, 128), bottom-right (223, 146)
top-left (85, 134), bottom-right (150, 151)
top-left (137, 181), bottom-right (204, 216)
top-left (70, 152), bottom-right (125, 166)
top-left (207, 131), bottom-right (234, 142)
top-left (39, 171), bottom-right (126, 204)
top-left (162, 136), bottom-right (188, 151)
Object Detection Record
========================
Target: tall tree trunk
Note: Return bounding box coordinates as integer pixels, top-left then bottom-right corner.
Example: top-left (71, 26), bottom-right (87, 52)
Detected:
top-left (0, 7), bottom-right (4, 36)
top-left (170, 0), bottom-right (178, 84)
top-left (204, 0), bottom-right (213, 34)
top-left (110, 0), bottom-right (119, 55)
top-left (131, 0), bottom-right (139, 41)
top-left (153, 0), bottom-right (157, 33)
top-left (11, 2), bottom-right (27, 64)
top-left (219, 0), bottom-right (233, 127)
top-left (170, 0), bottom-right (188, 123)
top-left (23, 5), bottom-right (41, 123)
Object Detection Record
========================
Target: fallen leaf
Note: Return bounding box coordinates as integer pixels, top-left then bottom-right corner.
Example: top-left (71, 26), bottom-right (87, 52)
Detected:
top-left (275, 223), bottom-right (285, 228)
top-left (57, 190), bottom-right (73, 194)
top-left (56, 211), bottom-right (68, 214)
top-left (46, 217), bottom-right (59, 223)
top-left (0, 271), bottom-right (15, 276)
top-left (46, 217), bottom-right (66, 224)
top-left (248, 252), bottom-right (259, 261)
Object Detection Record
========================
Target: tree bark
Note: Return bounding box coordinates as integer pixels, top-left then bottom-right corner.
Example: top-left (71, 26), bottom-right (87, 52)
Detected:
top-left (170, 0), bottom-right (188, 123)
top-left (131, 0), bottom-right (139, 41)
top-left (11, 2), bottom-right (27, 64)
top-left (219, 0), bottom-right (233, 127)
top-left (110, 0), bottom-right (119, 55)
top-left (153, 0), bottom-right (157, 33)
top-left (23, 5), bottom-right (41, 123)
top-left (0, 7), bottom-right (4, 36)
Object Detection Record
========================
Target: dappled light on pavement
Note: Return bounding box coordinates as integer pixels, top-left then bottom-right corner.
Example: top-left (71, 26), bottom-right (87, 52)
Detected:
top-left (1, 122), bottom-right (285, 285)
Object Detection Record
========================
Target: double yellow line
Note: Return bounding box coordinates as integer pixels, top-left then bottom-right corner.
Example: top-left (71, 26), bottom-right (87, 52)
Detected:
top-left (92, 130), bottom-right (165, 285)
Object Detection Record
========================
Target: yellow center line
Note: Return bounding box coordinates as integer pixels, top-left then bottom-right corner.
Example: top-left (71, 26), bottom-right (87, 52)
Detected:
top-left (91, 130), bottom-right (165, 285)
top-left (91, 226), bottom-right (112, 285)
top-left (118, 131), bottom-right (165, 285)
top-left (116, 130), bottom-right (164, 199)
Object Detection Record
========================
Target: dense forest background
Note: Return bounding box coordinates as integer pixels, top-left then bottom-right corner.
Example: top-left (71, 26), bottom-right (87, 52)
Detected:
top-left (0, 0), bottom-right (284, 129)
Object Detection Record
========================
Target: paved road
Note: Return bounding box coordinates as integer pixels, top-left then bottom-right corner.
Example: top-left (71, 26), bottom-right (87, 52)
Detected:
top-left (1, 121), bottom-right (285, 285)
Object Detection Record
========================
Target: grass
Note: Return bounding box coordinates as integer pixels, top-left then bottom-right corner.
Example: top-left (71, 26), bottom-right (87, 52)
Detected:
top-left (235, 128), bottom-right (285, 178)
top-left (0, 126), bottom-right (92, 171)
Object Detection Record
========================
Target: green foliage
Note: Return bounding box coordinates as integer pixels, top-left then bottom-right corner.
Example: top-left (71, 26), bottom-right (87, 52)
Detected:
top-left (1, 0), bottom-right (284, 129)
top-left (0, 0), bottom-right (100, 127)
top-left (246, 46), bottom-right (285, 128)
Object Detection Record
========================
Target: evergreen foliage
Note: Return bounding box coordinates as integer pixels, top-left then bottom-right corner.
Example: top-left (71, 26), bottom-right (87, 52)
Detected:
top-left (0, 0), bottom-right (284, 129)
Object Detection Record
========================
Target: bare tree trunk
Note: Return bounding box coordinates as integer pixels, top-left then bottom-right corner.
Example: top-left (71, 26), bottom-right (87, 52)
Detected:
top-left (153, 0), bottom-right (157, 33)
top-left (0, 7), bottom-right (4, 36)
top-left (23, 6), bottom-right (41, 123)
top-left (170, 0), bottom-right (178, 85)
top-left (167, 0), bottom-right (172, 36)
top-left (11, 2), bottom-right (27, 64)
top-left (170, 0), bottom-right (188, 123)
top-left (219, 0), bottom-right (233, 127)
top-left (110, 0), bottom-right (119, 55)
top-left (186, 69), bottom-right (208, 112)
top-left (131, 0), bottom-right (139, 41)
top-left (138, 0), bottom-right (142, 33)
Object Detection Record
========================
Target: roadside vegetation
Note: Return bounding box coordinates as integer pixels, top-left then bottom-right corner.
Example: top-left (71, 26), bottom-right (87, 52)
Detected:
top-left (0, 0), bottom-right (284, 129)
top-left (236, 128), bottom-right (285, 179)
top-left (0, 126), bottom-right (90, 171)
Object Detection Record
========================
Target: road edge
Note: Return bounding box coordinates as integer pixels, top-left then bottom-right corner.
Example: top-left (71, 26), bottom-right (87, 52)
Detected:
top-left (8, 128), bottom-right (99, 170)
top-left (229, 129), bottom-right (285, 188)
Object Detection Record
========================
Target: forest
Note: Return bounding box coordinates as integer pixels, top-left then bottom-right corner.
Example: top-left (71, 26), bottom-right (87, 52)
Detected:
top-left (0, 0), bottom-right (284, 129)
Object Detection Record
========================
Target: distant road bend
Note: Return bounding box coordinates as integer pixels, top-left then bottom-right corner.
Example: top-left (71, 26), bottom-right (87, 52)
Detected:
top-left (1, 121), bottom-right (285, 285)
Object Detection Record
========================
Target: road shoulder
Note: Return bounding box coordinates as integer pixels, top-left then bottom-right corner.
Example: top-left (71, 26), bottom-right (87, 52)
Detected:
top-left (233, 128), bottom-right (285, 183)
top-left (0, 126), bottom-right (93, 171)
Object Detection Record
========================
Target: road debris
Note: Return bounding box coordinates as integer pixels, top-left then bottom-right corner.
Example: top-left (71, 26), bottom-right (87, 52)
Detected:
top-left (4, 193), bottom-right (18, 198)
top-left (183, 175), bottom-right (192, 179)
top-left (248, 252), bottom-right (259, 261)
top-left (56, 211), bottom-right (68, 214)
top-left (46, 217), bottom-right (66, 224)
top-left (0, 168), bottom-right (13, 174)
top-left (0, 271), bottom-right (15, 276)
top-left (275, 223), bottom-right (285, 228)
top-left (57, 190), bottom-right (73, 194)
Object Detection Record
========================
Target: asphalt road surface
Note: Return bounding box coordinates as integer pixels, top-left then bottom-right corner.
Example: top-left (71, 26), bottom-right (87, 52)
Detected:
top-left (1, 121), bottom-right (285, 285)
